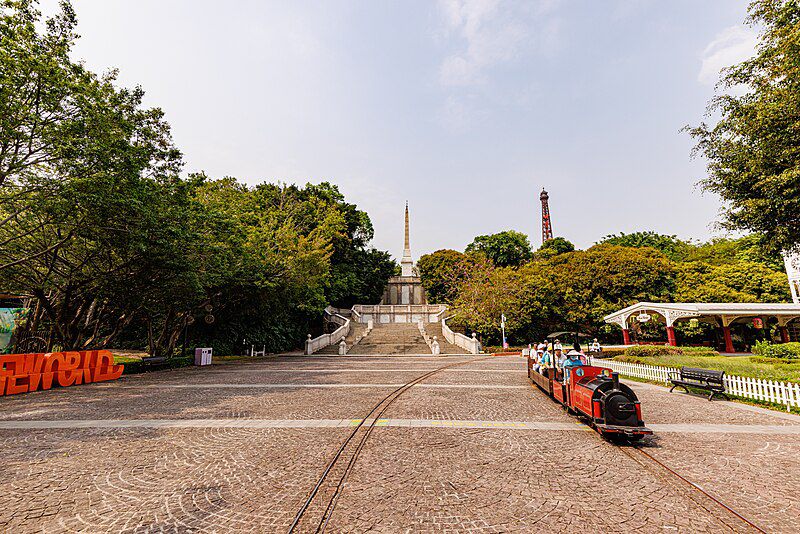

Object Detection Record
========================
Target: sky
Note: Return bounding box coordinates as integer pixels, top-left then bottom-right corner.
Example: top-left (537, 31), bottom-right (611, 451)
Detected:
top-left (39, 0), bottom-right (758, 261)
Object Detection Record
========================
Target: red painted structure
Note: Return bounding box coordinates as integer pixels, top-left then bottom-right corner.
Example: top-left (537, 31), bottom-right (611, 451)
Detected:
top-left (666, 326), bottom-right (677, 347)
top-left (622, 328), bottom-right (631, 345)
top-left (540, 188), bottom-right (553, 244)
top-left (722, 326), bottom-right (735, 353)
top-left (780, 326), bottom-right (791, 344)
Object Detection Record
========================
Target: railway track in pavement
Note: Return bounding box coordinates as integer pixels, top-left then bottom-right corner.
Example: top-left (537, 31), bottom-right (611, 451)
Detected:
top-left (287, 355), bottom-right (492, 533)
top-left (621, 445), bottom-right (767, 533)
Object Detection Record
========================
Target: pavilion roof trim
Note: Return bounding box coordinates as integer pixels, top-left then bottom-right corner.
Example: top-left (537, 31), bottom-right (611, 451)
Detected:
top-left (604, 301), bottom-right (800, 323)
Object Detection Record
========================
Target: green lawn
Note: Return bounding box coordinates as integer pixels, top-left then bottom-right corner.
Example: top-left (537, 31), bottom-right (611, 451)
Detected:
top-left (614, 354), bottom-right (800, 383)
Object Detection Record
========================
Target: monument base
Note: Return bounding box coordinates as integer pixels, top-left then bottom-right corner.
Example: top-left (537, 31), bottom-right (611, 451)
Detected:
top-left (381, 276), bottom-right (427, 305)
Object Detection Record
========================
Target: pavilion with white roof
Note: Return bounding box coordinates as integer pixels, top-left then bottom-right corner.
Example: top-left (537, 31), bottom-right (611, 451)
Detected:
top-left (603, 302), bottom-right (800, 353)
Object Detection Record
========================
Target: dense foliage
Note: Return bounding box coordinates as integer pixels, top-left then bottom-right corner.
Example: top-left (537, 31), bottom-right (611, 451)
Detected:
top-left (465, 230), bottom-right (533, 267)
top-left (535, 237), bottom-right (575, 259)
top-left (689, 0), bottom-right (800, 254)
top-left (752, 340), bottom-right (800, 360)
top-left (0, 2), bottom-right (393, 355)
top-left (420, 230), bottom-right (791, 346)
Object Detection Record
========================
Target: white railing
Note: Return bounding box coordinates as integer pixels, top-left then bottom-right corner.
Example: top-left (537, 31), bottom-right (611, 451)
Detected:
top-left (351, 304), bottom-right (447, 324)
top-left (417, 320), bottom-right (438, 354)
top-left (587, 357), bottom-right (800, 411)
top-left (442, 316), bottom-right (481, 354)
top-left (305, 311), bottom-right (351, 355)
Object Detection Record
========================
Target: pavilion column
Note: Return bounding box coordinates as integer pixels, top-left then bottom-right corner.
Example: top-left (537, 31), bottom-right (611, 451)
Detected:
top-left (720, 315), bottom-right (735, 353)
top-left (666, 326), bottom-right (677, 346)
top-left (622, 328), bottom-right (631, 345)
top-left (663, 311), bottom-right (678, 347)
top-left (722, 327), bottom-right (735, 353)
top-left (779, 326), bottom-right (790, 343)
top-left (777, 316), bottom-right (796, 344)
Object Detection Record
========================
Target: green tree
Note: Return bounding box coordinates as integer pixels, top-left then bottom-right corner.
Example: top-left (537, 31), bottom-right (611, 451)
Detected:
top-left (688, 0), bottom-right (800, 253)
top-left (599, 231), bottom-right (689, 261)
top-left (675, 261), bottom-right (791, 303)
top-left (465, 230), bottom-right (533, 267)
top-left (417, 249), bottom-right (474, 304)
top-left (535, 237), bottom-right (575, 259)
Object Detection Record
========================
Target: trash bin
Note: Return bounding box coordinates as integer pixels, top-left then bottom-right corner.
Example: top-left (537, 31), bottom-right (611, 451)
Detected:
top-left (194, 347), bottom-right (212, 366)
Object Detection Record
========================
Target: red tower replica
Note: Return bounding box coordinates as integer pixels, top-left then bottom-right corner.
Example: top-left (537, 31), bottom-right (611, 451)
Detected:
top-left (540, 188), bottom-right (553, 244)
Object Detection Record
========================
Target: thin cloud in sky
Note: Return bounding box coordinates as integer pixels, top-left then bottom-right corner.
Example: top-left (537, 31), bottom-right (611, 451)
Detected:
top-left (436, 0), bottom-right (560, 87)
top-left (698, 25), bottom-right (758, 85)
top-left (434, 0), bottom-right (562, 131)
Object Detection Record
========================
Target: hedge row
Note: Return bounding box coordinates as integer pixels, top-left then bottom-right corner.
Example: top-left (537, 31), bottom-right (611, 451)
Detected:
top-left (622, 345), bottom-right (720, 358)
top-left (752, 341), bottom-right (800, 361)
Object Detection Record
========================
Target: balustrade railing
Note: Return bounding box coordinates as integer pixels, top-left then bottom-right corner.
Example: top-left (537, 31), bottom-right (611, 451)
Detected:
top-left (441, 316), bottom-right (481, 354)
top-left (305, 310), bottom-right (351, 355)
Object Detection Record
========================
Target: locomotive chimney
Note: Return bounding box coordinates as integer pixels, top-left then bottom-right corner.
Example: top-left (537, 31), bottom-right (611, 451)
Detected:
top-left (611, 372), bottom-right (620, 389)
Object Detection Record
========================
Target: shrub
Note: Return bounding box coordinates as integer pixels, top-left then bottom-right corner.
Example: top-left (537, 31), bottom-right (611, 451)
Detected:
top-left (624, 345), bottom-right (683, 357)
top-left (121, 356), bottom-right (193, 375)
top-left (597, 347), bottom-right (625, 359)
top-left (752, 340), bottom-right (800, 360)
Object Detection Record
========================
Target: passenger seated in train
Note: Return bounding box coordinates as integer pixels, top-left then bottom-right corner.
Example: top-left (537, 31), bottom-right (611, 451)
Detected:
top-left (562, 349), bottom-right (584, 383)
top-left (536, 348), bottom-right (552, 374)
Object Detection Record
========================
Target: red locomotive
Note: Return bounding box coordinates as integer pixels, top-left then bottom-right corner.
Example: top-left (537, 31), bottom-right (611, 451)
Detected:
top-left (527, 354), bottom-right (652, 441)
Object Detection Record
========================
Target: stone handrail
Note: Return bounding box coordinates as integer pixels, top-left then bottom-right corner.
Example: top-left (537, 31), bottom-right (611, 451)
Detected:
top-left (417, 320), bottom-right (436, 354)
top-left (306, 311), bottom-right (350, 355)
top-left (442, 316), bottom-right (481, 354)
top-left (351, 304), bottom-right (447, 324)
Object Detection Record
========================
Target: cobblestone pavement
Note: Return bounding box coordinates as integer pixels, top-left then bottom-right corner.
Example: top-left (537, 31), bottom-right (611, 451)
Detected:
top-left (0, 355), bottom-right (797, 532)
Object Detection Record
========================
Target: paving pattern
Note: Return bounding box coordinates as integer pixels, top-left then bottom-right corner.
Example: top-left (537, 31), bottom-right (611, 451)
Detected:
top-left (0, 354), bottom-right (797, 533)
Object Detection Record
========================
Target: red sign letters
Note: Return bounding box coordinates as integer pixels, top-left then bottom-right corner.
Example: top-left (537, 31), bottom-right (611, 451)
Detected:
top-left (0, 350), bottom-right (124, 396)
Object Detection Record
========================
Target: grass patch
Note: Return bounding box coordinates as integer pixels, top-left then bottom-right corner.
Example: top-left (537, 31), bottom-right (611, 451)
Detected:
top-left (113, 355), bottom-right (141, 364)
top-left (614, 353), bottom-right (800, 383)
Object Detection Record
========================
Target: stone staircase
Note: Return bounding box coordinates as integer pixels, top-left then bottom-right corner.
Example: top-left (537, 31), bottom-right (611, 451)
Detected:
top-left (315, 323), bottom-right (368, 355)
top-left (347, 323), bottom-right (431, 355)
top-left (423, 322), bottom-right (465, 354)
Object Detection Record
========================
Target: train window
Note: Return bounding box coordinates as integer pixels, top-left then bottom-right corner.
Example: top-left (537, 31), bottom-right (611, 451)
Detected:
top-left (576, 368), bottom-right (584, 377)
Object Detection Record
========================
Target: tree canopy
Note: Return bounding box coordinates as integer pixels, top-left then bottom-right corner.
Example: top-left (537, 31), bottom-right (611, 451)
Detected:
top-left (535, 237), bottom-right (575, 259)
top-left (688, 0), bottom-right (800, 253)
top-left (465, 230), bottom-right (533, 267)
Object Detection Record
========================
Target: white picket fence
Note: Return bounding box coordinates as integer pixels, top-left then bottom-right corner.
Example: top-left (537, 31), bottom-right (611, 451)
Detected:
top-left (587, 356), bottom-right (800, 411)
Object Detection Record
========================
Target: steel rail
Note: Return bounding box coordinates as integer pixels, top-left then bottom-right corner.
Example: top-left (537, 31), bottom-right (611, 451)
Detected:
top-left (622, 445), bottom-right (767, 533)
top-left (287, 356), bottom-right (492, 533)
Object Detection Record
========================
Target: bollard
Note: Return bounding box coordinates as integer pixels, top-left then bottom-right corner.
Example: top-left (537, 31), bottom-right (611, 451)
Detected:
top-left (338, 339), bottom-right (347, 355)
top-left (431, 336), bottom-right (441, 355)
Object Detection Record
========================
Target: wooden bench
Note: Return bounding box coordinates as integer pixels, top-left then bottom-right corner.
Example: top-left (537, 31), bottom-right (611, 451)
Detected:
top-left (140, 356), bottom-right (170, 369)
top-left (669, 367), bottom-right (727, 401)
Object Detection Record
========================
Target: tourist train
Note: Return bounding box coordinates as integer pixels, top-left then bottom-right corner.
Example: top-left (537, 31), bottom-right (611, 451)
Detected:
top-left (527, 354), bottom-right (653, 441)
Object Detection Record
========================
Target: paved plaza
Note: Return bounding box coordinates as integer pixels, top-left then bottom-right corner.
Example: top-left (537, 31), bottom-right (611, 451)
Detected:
top-left (0, 355), bottom-right (798, 533)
